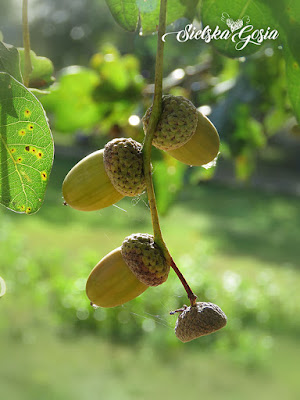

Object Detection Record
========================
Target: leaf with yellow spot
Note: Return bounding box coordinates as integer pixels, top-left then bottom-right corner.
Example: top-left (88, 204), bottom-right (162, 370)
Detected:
top-left (18, 129), bottom-right (26, 136)
top-left (0, 72), bottom-right (54, 214)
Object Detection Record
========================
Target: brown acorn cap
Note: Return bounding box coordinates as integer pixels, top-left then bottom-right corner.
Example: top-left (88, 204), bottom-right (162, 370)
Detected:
top-left (121, 233), bottom-right (170, 286)
top-left (104, 138), bottom-right (146, 197)
top-left (62, 149), bottom-right (124, 211)
top-left (86, 247), bottom-right (148, 308)
top-left (142, 95), bottom-right (198, 151)
top-left (175, 302), bottom-right (227, 342)
top-left (167, 111), bottom-right (220, 166)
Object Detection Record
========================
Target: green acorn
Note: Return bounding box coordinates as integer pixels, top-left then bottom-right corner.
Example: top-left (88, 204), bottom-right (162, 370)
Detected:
top-left (121, 233), bottom-right (170, 286)
top-left (143, 94), bottom-right (220, 166)
top-left (62, 149), bottom-right (123, 211)
top-left (62, 138), bottom-right (146, 211)
top-left (168, 111), bottom-right (220, 166)
top-left (143, 95), bottom-right (198, 151)
top-left (86, 247), bottom-right (148, 308)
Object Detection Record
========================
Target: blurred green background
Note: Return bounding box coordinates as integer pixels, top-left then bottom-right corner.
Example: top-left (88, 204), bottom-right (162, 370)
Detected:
top-left (1, 1), bottom-right (300, 399)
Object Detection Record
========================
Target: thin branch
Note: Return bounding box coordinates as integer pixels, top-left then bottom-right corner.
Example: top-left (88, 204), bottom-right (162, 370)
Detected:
top-left (170, 259), bottom-right (197, 306)
top-left (22, 0), bottom-right (32, 87)
top-left (141, 0), bottom-right (198, 307)
top-left (142, 0), bottom-right (168, 255)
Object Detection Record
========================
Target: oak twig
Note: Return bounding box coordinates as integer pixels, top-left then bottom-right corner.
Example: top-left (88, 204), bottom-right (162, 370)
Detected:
top-left (142, 0), bottom-right (197, 307)
top-left (22, 0), bottom-right (32, 87)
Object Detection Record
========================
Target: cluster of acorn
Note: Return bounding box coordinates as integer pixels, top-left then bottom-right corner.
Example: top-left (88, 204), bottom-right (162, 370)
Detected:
top-left (62, 95), bottom-right (227, 342)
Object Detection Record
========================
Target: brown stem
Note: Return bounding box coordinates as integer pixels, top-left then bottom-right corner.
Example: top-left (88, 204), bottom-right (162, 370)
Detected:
top-left (171, 258), bottom-right (197, 306)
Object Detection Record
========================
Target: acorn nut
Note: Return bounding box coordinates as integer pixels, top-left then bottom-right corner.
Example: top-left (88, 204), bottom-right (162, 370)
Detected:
top-left (62, 138), bottom-right (146, 211)
top-left (143, 94), bottom-right (220, 166)
top-left (121, 233), bottom-right (170, 286)
top-left (62, 149), bottom-right (123, 211)
top-left (142, 95), bottom-right (198, 151)
top-left (86, 247), bottom-right (148, 308)
top-left (168, 111), bottom-right (220, 166)
top-left (175, 302), bottom-right (227, 342)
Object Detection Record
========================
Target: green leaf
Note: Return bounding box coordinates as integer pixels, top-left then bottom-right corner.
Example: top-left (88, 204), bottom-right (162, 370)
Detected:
top-left (0, 41), bottom-right (22, 82)
top-left (42, 66), bottom-right (101, 133)
top-left (105, 0), bottom-right (139, 31)
top-left (139, 0), bottom-right (197, 35)
top-left (277, 1), bottom-right (300, 123)
top-left (201, 0), bottom-right (300, 121)
top-left (18, 48), bottom-right (55, 89)
top-left (0, 276), bottom-right (6, 298)
top-left (0, 72), bottom-right (54, 214)
top-left (105, 0), bottom-right (199, 34)
top-left (201, 0), bottom-right (279, 57)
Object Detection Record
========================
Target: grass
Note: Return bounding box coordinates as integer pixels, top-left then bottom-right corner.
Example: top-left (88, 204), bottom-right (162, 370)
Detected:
top-left (1, 152), bottom-right (300, 399)
top-left (1, 334), bottom-right (299, 400)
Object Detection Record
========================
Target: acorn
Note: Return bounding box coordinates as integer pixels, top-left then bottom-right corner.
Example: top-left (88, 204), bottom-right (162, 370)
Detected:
top-left (175, 302), bottom-right (227, 343)
top-left (62, 138), bottom-right (146, 211)
top-left (62, 149), bottom-right (123, 211)
top-left (86, 247), bottom-right (148, 308)
top-left (143, 94), bottom-right (220, 166)
top-left (121, 233), bottom-right (170, 286)
top-left (168, 111), bottom-right (220, 166)
top-left (142, 95), bottom-right (198, 151)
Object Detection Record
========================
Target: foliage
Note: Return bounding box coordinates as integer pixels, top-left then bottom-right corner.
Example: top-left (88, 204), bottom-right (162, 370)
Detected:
top-left (18, 48), bottom-right (55, 89)
top-left (42, 66), bottom-right (101, 133)
top-left (1, 1), bottom-right (300, 374)
top-left (0, 72), bottom-right (54, 214)
top-left (104, 0), bottom-right (199, 34)
top-left (103, 0), bottom-right (300, 124)
top-left (42, 45), bottom-right (144, 134)
top-left (0, 41), bottom-right (22, 82)
top-left (1, 0), bottom-right (299, 216)
top-left (201, 0), bottom-right (300, 122)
